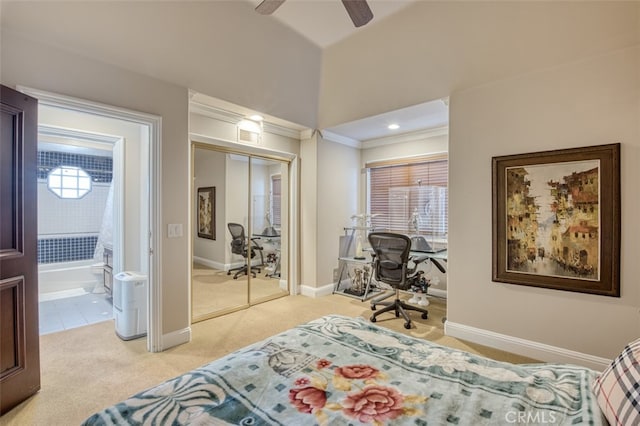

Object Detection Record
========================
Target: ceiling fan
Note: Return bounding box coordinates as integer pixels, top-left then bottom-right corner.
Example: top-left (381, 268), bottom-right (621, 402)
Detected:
top-left (255, 0), bottom-right (374, 28)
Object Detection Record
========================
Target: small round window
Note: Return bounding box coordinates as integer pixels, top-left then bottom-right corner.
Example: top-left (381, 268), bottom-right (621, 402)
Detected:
top-left (47, 166), bottom-right (92, 199)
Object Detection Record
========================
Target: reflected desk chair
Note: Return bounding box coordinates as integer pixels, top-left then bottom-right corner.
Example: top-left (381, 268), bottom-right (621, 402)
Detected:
top-left (227, 223), bottom-right (264, 279)
top-left (368, 232), bottom-right (429, 329)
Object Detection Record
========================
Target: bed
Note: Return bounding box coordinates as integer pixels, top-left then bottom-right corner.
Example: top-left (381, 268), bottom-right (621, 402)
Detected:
top-left (82, 315), bottom-right (606, 425)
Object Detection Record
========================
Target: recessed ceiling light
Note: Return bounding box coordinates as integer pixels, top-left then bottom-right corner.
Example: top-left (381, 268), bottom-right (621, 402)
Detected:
top-left (388, 124), bottom-right (400, 130)
top-left (249, 114), bottom-right (264, 121)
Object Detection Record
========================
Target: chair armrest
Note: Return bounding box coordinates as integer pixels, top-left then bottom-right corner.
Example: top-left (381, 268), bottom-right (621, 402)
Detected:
top-left (250, 237), bottom-right (264, 250)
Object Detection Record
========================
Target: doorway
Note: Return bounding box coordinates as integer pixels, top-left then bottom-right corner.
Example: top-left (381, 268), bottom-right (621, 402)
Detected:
top-left (21, 86), bottom-right (161, 351)
top-left (36, 125), bottom-right (120, 334)
top-left (191, 144), bottom-right (290, 321)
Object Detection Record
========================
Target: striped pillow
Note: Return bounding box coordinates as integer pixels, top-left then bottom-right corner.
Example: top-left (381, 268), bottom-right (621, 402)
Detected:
top-left (592, 338), bottom-right (640, 426)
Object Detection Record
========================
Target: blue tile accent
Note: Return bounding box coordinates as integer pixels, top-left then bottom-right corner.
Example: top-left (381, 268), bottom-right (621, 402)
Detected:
top-left (37, 236), bottom-right (98, 264)
top-left (38, 151), bottom-right (112, 183)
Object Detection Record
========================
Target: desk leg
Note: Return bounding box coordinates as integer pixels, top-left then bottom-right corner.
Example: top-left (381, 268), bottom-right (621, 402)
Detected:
top-left (360, 268), bottom-right (374, 301)
top-left (333, 260), bottom-right (348, 293)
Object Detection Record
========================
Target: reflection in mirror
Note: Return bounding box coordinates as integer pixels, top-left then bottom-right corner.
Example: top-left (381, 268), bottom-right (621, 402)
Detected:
top-left (250, 157), bottom-right (289, 304)
top-left (191, 146), bottom-right (290, 322)
top-left (192, 148), bottom-right (249, 320)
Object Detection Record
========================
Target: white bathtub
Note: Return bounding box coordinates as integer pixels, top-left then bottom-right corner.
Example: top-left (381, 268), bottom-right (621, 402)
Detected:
top-left (38, 259), bottom-right (105, 295)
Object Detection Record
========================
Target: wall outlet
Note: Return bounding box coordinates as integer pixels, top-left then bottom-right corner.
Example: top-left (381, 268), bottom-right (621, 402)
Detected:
top-left (168, 223), bottom-right (183, 238)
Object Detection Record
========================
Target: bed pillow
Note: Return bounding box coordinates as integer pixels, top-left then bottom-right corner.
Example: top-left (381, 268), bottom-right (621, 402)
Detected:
top-left (592, 338), bottom-right (640, 426)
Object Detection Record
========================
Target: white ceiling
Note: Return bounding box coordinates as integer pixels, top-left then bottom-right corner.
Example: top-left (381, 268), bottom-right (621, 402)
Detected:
top-left (249, 0), bottom-right (416, 48)
top-left (324, 98), bottom-right (449, 143)
top-left (248, 0), bottom-right (447, 143)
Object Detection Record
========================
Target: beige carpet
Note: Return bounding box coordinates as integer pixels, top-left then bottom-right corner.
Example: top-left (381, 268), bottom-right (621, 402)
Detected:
top-left (191, 263), bottom-right (286, 319)
top-left (1, 294), bottom-right (538, 426)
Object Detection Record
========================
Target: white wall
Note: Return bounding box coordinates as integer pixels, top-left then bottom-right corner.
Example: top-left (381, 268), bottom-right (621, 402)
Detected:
top-left (1, 1), bottom-right (321, 129)
top-left (448, 45), bottom-right (640, 360)
top-left (320, 1), bottom-right (639, 362)
top-left (320, 2), bottom-right (639, 129)
top-left (4, 0), bottom-right (638, 362)
top-left (316, 138), bottom-right (360, 289)
top-left (1, 30), bottom-right (191, 339)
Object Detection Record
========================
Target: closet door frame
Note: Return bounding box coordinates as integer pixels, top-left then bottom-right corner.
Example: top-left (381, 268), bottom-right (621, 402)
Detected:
top-left (190, 141), bottom-right (295, 322)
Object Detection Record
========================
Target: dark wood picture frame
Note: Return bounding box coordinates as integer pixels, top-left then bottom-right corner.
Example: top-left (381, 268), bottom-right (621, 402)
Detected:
top-left (492, 143), bottom-right (620, 297)
top-left (197, 186), bottom-right (216, 240)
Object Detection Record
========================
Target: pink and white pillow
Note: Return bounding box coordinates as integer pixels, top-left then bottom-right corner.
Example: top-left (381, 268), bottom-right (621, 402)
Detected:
top-left (592, 338), bottom-right (640, 426)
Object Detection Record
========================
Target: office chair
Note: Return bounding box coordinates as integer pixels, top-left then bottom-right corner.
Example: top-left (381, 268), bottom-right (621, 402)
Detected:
top-left (227, 223), bottom-right (264, 279)
top-left (368, 232), bottom-right (429, 329)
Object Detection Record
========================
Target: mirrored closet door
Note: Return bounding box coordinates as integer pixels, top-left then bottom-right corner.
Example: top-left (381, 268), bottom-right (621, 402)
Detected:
top-left (191, 144), bottom-right (290, 322)
top-left (249, 157), bottom-right (289, 304)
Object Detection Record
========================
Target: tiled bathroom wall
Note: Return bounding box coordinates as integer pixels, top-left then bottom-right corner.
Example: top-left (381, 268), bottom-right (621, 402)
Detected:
top-left (38, 149), bottom-right (113, 264)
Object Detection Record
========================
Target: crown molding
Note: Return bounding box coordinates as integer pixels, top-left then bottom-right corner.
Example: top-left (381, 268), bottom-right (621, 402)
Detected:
top-left (319, 126), bottom-right (449, 150)
top-left (319, 130), bottom-right (362, 149)
top-left (190, 100), bottom-right (305, 140)
top-left (362, 126), bottom-right (448, 149)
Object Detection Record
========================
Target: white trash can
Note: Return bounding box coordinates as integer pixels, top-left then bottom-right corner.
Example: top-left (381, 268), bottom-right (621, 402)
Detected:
top-left (113, 271), bottom-right (147, 340)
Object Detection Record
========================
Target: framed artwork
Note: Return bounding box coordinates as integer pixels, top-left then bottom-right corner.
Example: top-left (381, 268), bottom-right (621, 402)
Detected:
top-left (492, 143), bottom-right (620, 297)
top-left (197, 186), bottom-right (215, 240)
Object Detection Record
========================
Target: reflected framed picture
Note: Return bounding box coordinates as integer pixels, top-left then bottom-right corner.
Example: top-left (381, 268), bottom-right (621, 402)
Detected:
top-left (197, 186), bottom-right (215, 240)
top-left (492, 143), bottom-right (620, 296)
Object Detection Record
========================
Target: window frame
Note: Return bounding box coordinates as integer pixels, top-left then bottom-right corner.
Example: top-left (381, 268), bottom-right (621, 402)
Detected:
top-left (366, 153), bottom-right (448, 240)
top-left (47, 165), bottom-right (93, 199)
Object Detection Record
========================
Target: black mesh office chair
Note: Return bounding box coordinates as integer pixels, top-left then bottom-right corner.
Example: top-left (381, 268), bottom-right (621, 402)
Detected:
top-left (368, 232), bottom-right (429, 329)
top-left (227, 223), bottom-right (264, 279)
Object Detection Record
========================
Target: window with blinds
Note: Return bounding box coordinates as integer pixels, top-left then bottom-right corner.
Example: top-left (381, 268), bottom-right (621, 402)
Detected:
top-left (271, 175), bottom-right (281, 226)
top-left (367, 155), bottom-right (448, 239)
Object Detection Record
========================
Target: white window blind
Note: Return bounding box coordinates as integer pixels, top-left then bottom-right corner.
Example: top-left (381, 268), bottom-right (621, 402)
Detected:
top-left (271, 175), bottom-right (281, 226)
top-left (367, 155), bottom-right (448, 237)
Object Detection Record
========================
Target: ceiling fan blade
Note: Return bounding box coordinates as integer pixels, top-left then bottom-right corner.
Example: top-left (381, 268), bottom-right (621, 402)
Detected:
top-left (342, 0), bottom-right (373, 27)
top-left (255, 0), bottom-right (286, 15)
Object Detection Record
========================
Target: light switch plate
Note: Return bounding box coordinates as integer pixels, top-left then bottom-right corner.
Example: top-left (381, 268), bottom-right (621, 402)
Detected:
top-left (168, 223), bottom-right (183, 238)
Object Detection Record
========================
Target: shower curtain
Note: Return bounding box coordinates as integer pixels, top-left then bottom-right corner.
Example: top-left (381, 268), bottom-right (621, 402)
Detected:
top-left (93, 180), bottom-right (114, 292)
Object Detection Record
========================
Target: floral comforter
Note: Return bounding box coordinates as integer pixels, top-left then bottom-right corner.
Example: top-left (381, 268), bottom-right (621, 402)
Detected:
top-left (82, 315), bottom-right (604, 425)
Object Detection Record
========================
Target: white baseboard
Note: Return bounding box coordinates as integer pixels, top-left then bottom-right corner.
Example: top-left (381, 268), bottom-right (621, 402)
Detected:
top-left (193, 256), bottom-right (226, 271)
top-left (300, 284), bottom-right (447, 300)
top-left (300, 283), bottom-right (334, 298)
top-left (445, 321), bottom-right (611, 371)
top-left (429, 288), bottom-right (447, 299)
top-left (161, 326), bottom-right (191, 350)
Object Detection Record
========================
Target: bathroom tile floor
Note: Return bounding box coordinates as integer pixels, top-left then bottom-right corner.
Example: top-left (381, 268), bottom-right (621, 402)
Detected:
top-left (39, 289), bottom-right (113, 335)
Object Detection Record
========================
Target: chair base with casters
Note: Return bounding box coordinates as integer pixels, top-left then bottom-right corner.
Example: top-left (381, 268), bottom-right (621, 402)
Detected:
top-left (370, 288), bottom-right (429, 329)
top-left (227, 263), bottom-right (261, 279)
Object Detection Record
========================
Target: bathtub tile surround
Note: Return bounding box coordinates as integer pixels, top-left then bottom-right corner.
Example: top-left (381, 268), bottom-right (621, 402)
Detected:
top-left (38, 235), bottom-right (99, 264)
top-left (37, 148), bottom-right (113, 267)
top-left (39, 292), bottom-right (113, 335)
top-left (37, 150), bottom-right (113, 183)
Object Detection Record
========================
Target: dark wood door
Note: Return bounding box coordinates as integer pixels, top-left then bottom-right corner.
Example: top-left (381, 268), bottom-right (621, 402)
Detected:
top-left (0, 85), bottom-right (40, 414)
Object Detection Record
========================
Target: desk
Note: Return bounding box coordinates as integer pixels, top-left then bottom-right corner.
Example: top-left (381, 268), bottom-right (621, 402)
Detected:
top-left (252, 234), bottom-right (281, 278)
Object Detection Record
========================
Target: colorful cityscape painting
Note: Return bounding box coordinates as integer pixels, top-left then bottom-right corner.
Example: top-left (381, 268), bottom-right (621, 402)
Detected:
top-left (505, 160), bottom-right (600, 280)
